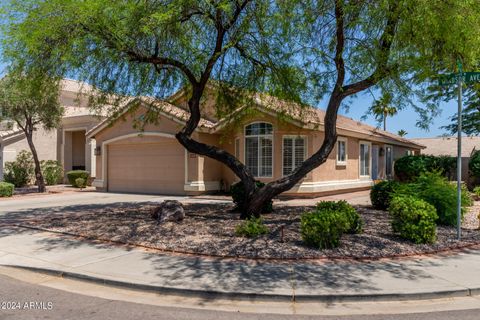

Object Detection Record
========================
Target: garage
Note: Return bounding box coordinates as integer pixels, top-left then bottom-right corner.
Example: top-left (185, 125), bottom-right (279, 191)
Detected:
top-left (107, 138), bottom-right (185, 195)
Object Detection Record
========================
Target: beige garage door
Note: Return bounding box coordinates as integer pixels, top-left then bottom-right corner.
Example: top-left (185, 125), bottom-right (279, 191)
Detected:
top-left (107, 139), bottom-right (185, 195)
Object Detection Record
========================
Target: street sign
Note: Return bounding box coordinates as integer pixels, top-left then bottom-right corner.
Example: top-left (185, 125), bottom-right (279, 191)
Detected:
top-left (439, 72), bottom-right (480, 86)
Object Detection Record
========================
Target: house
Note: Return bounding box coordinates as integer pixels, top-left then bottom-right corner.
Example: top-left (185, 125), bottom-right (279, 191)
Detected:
top-left (0, 79), bottom-right (103, 180)
top-left (411, 136), bottom-right (480, 180)
top-left (86, 86), bottom-right (424, 196)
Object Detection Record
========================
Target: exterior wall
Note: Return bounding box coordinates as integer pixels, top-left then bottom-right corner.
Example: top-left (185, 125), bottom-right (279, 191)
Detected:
top-left (3, 128), bottom-right (59, 163)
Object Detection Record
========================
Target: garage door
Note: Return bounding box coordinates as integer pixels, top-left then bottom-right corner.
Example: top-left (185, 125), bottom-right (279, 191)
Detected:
top-left (107, 139), bottom-right (185, 195)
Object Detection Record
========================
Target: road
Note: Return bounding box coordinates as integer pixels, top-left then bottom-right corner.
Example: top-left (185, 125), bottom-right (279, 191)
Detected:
top-left (0, 274), bottom-right (479, 320)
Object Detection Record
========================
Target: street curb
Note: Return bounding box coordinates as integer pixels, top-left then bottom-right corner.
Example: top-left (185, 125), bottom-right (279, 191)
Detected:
top-left (2, 264), bottom-right (477, 303)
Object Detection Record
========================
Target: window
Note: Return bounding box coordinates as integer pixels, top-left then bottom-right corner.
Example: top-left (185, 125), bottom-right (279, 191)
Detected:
top-left (283, 136), bottom-right (306, 176)
top-left (336, 137), bottom-right (347, 165)
top-left (385, 146), bottom-right (393, 178)
top-left (406, 150), bottom-right (414, 156)
top-left (245, 123), bottom-right (273, 177)
top-left (360, 142), bottom-right (371, 176)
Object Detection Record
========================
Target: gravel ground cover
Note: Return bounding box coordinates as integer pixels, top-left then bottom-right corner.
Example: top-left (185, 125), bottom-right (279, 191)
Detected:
top-left (5, 200), bottom-right (480, 260)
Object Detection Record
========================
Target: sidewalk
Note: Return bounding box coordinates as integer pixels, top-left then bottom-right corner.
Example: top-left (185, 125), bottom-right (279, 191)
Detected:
top-left (0, 226), bottom-right (479, 302)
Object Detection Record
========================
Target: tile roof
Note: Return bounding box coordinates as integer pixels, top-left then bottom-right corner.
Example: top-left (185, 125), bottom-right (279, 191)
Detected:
top-left (411, 136), bottom-right (480, 157)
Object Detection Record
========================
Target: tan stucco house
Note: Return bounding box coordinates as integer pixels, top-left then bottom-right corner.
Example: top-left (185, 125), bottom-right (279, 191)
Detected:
top-left (86, 86), bottom-right (424, 196)
top-left (0, 79), bottom-right (102, 181)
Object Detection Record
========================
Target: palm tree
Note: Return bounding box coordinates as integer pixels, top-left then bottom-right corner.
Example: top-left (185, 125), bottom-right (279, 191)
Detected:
top-left (397, 129), bottom-right (408, 137)
top-left (371, 92), bottom-right (398, 131)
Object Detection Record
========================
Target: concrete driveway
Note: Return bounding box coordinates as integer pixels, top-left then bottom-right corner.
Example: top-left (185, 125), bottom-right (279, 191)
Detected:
top-left (0, 191), bottom-right (228, 215)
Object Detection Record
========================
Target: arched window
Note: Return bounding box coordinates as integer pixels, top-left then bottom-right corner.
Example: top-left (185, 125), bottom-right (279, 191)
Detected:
top-left (245, 123), bottom-right (273, 177)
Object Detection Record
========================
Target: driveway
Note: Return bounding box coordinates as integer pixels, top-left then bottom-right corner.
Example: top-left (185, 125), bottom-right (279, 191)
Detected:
top-left (0, 191), bottom-right (228, 215)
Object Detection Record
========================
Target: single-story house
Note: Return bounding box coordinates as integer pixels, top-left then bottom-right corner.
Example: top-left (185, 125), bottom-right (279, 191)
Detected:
top-left (0, 79), bottom-right (102, 180)
top-left (86, 86), bottom-right (424, 196)
top-left (411, 136), bottom-right (480, 180)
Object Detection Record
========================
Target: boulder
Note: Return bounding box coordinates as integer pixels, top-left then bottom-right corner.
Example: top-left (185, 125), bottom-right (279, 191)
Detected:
top-left (151, 200), bottom-right (185, 223)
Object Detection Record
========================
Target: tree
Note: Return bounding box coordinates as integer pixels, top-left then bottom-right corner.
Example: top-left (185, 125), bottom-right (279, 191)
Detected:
top-left (370, 93), bottom-right (397, 131)
top-left (0, 71), bottom-right (63, 192)
top-left (440, 85), bottom-right (480, 135)
top-left (397, 129), bottom-right (408, 137)
top-left (3, 1), bottom-right (480, 217)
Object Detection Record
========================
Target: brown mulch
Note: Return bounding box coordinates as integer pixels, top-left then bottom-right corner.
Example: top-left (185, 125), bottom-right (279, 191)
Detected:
top-left (6, 201), bottom-right (480, 260)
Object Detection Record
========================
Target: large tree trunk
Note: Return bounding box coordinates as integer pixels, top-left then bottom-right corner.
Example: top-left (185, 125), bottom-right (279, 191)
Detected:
top-left (25, 128), bottom-right (46, 193)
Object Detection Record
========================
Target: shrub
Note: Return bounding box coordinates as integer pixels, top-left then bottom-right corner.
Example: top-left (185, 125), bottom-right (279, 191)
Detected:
top-left (469, 150), bottom-right (480, 179)
top-left (3, 150), bottom-right (34, 187)
top-left (230, 181), bottom-right (273, 213)
top-left (389, 195), bottom-right (438, 244)
top-left (235, 216), bottom-right (269, 237)
top-left (316, 200), bottom-right (363, 234)
top-left (41, 160), bottom-right (63, 186)
top-left (300, 208), bottom-right (350, 249)
top-left (66, 170), bottom-right (90, 188)
top-left (75, 177), bottom-right (86, 188)
top-left (473, 186), bottom-right (480, 197)
top-left (370, 180), bottom-right (401, 210)
top-left (0, 182), bottom-right (14, 197)
top-left (408, 172), bottom-right (471, 226)
top-left (394, 155), bottom-right (455, 182)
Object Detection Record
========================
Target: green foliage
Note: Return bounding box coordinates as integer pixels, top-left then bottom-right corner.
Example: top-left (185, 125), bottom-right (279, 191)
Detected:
top-left (75, 177), bottom-right (86, 188)
top-left (370, 180), bottom-right (401, 210)
top-left (316, 200), bottom-right (363, 234)
top-left (473, 186), bottom-right (480, 197)
top-left (394, 155), bottom-right (456, 182)
top-left (4, 150), bottom-right (34, 187)
top-left (0, 182), bottom-right (15, 197)
top-left (389, 195), bottom-right (438, 244)
top-left (469, 150), bottom-right (480, 179)
top-left (40, 160), bottom-right (63, 186)
top-left (67, 170), bottom-right (90, 188)
top-left (230, 181), bottom-right (273, 213)
top-left (235, 216), bottom-right (269, 238)
top-left (401, 172), bottom-right (472, 226)
top-left (300, 208), bottom-right (350, 249)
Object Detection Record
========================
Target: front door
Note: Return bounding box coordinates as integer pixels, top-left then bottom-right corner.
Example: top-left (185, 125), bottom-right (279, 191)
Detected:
top-left (372, 145), bottom-right (379, 180)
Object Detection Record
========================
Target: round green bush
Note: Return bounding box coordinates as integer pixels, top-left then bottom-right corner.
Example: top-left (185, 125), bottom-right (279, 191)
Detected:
top-left (370, 180), bottom-right (401, 210)
top-left (316, 200), bottom-right (363, 234)
top-left (75, 177), bottom-right (86, 188)
top-left (389, 195), bottom-right (438, 244)
top-left (66, 170), bottom-right (90, 188)
top-left (300, 208), bottom-right (350, 249)
top-left (0, 182), bottom-right (15, 197)
top-left (230, 181), bottom-right (273, 213)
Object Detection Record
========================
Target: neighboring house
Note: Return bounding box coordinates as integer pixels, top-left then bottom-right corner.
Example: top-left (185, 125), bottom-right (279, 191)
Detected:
top-left (86, 86), bottom-right (424, 196)
top-left (0, 79), bottom-right (103, 180)
top-left (411, 136), bottom-right (480, 180)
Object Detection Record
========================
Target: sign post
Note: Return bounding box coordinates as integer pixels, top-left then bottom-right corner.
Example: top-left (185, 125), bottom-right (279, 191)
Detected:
top-left (437, 63), bottom-right (480, 240)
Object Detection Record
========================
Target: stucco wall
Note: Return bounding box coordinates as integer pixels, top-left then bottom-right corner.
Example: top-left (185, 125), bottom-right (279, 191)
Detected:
top-left (3, 128), bottom-right (59, 163)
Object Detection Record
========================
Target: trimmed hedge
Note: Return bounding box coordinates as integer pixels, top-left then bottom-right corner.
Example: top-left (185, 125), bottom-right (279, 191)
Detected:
top-left (230, 181), bottom-right (273, 213)
top-left (0, 182), bottom-right (14, 197)
top-left (300, 207), bottom-right (350, 249)
top-left (394, 155), bottom-right (456, 182)
top-left (389, 195), bottom-right (438, 244)
top-left (316, 200), bottom-right (363, 234)
top-left (66, 170), bottom-right (90, 188)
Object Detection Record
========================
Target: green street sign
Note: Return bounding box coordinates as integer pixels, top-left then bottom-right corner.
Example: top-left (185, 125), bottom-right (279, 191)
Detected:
top-left (439, 72), bottom-right (480, 86)
top-left (465, 72), bottom-right (480, 83)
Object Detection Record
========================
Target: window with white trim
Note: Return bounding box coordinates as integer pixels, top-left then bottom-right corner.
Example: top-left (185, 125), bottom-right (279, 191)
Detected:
top-left (336, 137), bottom-right (347, 165)
top-left (360, 142), bottom-right (371, 176)
top-left (283, 136), bottom-right (306, 176)
top-left (245, 123), bottom-right (273, 177)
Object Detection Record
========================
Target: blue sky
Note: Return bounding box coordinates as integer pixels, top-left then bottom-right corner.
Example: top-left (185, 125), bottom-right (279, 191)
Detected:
top-left (0, 59), bottom-right (455, 138)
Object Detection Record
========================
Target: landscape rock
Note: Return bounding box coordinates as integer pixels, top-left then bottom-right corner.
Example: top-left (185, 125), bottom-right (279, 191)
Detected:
top-left (151, 200), bottom-right (185, 223)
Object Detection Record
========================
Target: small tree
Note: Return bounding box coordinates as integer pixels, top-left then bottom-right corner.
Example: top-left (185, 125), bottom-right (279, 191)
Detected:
top-left (0, 72), bottom-right (63, 192)
top-left (397, 129), bottom-right (408, 137)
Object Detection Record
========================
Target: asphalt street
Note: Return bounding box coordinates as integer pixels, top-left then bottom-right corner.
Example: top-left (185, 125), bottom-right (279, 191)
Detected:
top-left (0, 274), bottom-right (479, 320)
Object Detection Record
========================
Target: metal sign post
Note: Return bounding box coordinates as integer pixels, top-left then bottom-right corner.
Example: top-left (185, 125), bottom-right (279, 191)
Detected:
top-left (456, 62), bottom-right (463, 240)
